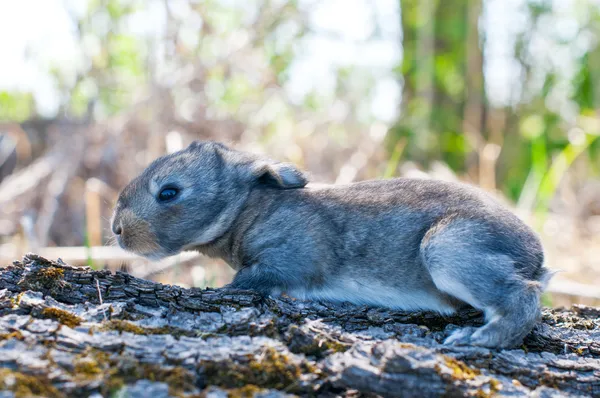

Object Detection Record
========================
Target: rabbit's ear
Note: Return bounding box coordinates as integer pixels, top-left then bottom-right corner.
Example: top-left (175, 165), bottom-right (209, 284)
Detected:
top-left (208, 142), bottom-right (308, 189)
top-left (188, 140), bottom-right (229, 152)
top-left (252, 161), bottom-right (308, 189)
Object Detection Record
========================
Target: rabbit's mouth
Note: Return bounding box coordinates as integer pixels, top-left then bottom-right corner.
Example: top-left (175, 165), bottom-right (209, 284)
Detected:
top-left (116, 233), bottom-right (172, 260)
top-left (112, 208), bottom-right (165, 259)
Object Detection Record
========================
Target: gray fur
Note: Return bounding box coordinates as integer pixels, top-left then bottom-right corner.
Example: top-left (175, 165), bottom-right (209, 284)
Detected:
top-left (112, 141), bottom-right (550, 348)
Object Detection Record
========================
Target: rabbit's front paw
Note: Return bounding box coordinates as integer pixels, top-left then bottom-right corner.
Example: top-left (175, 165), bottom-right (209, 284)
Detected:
top-left (444, 326), bottom-right (477, 346)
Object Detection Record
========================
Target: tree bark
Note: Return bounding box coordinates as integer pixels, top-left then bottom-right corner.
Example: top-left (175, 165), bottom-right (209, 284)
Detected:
top-left (0, 254), bottom-right (599, 397)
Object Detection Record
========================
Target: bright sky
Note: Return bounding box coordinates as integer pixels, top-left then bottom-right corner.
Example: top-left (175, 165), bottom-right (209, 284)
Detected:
top-left (0, 0), bottom-right (82, 115)
top-left (1, 0), bottom-right (399, 120)
top-left (0, 0), bottom-right (592, 122)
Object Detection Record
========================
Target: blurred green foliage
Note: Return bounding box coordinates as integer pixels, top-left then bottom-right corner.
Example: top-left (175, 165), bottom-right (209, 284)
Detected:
top-left (394, 0), bottom-right (474, 171)
top-left (394, 0), bottom-right (600, 209)
top-left (0, 92), bottom-right (34, 122)
top-left (2, 0), bottom-right (600, 213)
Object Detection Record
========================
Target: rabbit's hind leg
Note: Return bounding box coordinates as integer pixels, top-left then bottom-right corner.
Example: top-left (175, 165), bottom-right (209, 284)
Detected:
top-left (420, 218), bottom-right (544, 348)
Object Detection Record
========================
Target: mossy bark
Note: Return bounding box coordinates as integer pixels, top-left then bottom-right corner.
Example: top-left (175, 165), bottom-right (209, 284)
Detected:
top-left (0, 254), bottom-right (599, 397)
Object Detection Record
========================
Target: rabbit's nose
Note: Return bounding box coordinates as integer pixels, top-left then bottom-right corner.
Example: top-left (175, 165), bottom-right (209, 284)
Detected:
top-left (112, 221), bottom-right (123, 236)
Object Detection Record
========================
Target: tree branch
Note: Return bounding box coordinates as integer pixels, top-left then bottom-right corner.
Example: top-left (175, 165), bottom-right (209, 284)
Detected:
top-left (0, 254), bottom-right (598, 397)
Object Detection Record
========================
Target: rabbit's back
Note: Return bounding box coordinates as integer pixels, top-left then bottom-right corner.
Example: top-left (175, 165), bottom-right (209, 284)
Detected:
top-left (234, 178), bottom-right (542, 285)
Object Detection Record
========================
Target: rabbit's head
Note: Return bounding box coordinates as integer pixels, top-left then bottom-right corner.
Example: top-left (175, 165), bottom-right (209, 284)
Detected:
top-left (112, 141), bottom-right (307, 259)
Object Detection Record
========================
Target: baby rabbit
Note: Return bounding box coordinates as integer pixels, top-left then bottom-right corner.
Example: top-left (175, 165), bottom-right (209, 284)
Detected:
top-left (112, 141), bottom-right (550, 348)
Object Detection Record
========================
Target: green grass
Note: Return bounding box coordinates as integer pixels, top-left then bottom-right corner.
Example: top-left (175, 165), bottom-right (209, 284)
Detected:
top-left (382, 138), bottom-right (407, 179)
top-left (532, 132), bottom-right (599, 227)
top-left (540, 292), bottom-right (554, 307)
top-left (83, 221), bottom-right (96, 269)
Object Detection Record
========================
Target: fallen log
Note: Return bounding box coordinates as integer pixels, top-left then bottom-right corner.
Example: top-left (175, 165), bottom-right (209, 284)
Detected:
top-left (0, 254), bottom-right (598, 397)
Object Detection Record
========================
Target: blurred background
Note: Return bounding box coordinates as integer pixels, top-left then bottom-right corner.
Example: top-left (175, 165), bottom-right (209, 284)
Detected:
top-left (1, 0), bottom-right (600, 306)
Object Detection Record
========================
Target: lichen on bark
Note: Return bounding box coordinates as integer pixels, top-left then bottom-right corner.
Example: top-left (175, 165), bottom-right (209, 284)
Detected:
top-left (0, 254), bottom-right (599, 397)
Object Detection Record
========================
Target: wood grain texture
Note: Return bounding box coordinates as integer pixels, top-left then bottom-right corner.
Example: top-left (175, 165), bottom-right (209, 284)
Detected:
top-left (0, 254), bottom-right (598, 397)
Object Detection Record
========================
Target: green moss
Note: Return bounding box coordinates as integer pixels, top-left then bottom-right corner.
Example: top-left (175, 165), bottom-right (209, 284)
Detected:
top-left (42, 339), bottom-right (57, 349)
top-left (474, 378), bottom-right (502, 398)
top-left (397, 342), bottom-right (418, 349)
top-left (15, 292), bottom-right (25, 306)
top-left (69, 349), bottom-right (197, 397)
top-left (572, 320), bottom-right (595, 330)
top-left (18, 267), bottom-right (68, 294)
top-left (41, 307), bottom-right (83, 328)
top-left (101, 320), bottom-right (193, 337)
top-left (295, 338), bottom-right (348, 356)
top-left (490, 378), bottom-right (502, 393)
top-left (0, 330), bottom-right (24, 341)
top-left (74, 358), bottom-right (103, 376)
top-left (287, 325), bottom-right (350, 358)
top-left (39, 267), bottom-right (65, 280)
top-left (442, 356), bottom-right (480, 380)
top-left (216, 324), bottom-right (231, 333)
top-left (69, 350), bottom-right (122, 395)
top-left (103, 320), bottom-right (147, 334)
top-left (139, 365), bottom-right (196, 392)
top-left (0, 368), bottom-right (63, 398)
top-left (323, 339), bottom-right (351, 353)
top-left (203, 347), bottom-right (308, 391)
top-left (226, 385), bottom-right (265, 398)
top-left (474, 389), bottom-right (491, 398)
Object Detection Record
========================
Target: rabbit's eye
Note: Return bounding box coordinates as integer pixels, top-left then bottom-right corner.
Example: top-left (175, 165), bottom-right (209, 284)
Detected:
top-left (157, 187), bottom-right (179, 202)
